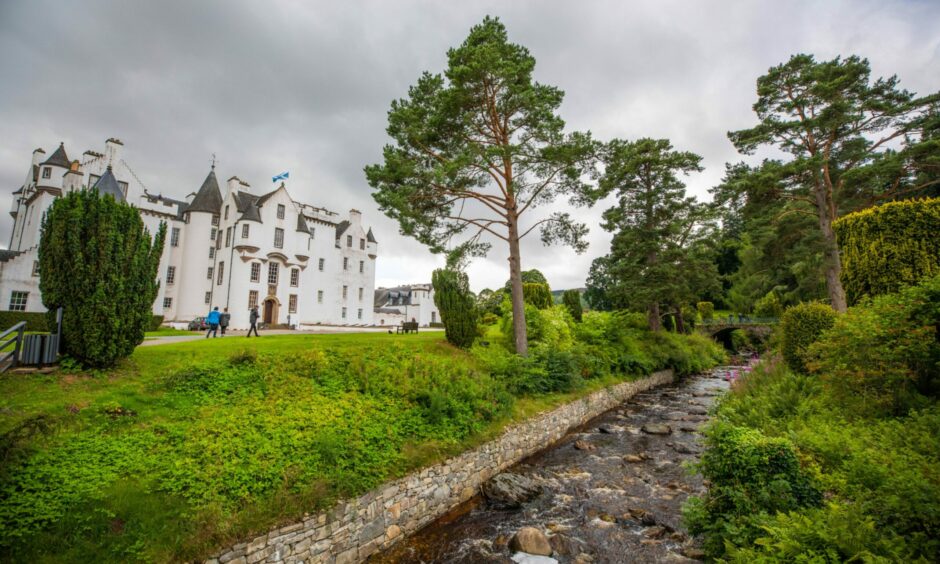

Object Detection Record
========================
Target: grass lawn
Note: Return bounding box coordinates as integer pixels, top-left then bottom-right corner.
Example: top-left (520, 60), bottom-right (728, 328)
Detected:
top-left (0, 331), bottom-right (653, 562)
top-left (144, 327), bottom-right (200, 337)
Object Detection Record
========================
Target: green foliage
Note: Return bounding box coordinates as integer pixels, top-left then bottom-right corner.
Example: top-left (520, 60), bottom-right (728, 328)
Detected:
top-left (808, 275), bottom-right (940, 415)
top-left (0, 312), bottom-right (49, 332)
top-left (431, 269), bottom-right (478, 348)
top-left (38, 190), bottom-right (166, 368)
top-left (753, 290), bottom-right (783, 318)
top-left (149, 316), bottom-right (164, 331)
top-left (504, 270), bottom-right (550, 293)
top-left (586, 138), bottom-right (719, 330)
top-left (562, 289), bottom-right (583, 322)
top-left (779, 302), bottom-right (836, 373)
top-left (696, 301), bottom-right (714, 321)
top-left (365, 16), bottom-right (597, 355)
top-left (689, 356), bottom-right (940, 562)
top-left (685, 423), bottom-right (822, 557)
top-left (835, 197), bottom-right (940, 304)
top-left (522, 283), bottom-right (553, 309)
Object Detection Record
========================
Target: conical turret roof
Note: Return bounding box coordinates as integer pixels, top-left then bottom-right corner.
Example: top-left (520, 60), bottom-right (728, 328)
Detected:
top-left (41, 143), bottom-right (70, 168)
top-left (92, 166), bottom-right (126, 201)
top-left (187, 168), bottom-right (223, 214)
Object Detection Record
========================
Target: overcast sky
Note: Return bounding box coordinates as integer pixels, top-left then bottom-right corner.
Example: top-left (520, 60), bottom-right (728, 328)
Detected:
top-left (1, 0), bottom-right (937, 292)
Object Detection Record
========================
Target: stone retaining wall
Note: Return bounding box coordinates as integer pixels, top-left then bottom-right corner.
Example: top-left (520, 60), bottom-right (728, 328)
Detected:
top-left (208, 369), bottom-right (674, 564)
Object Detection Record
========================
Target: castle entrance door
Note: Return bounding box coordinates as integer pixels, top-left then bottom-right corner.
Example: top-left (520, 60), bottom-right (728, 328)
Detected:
top-left (263, 298), bottom-right (277, 325)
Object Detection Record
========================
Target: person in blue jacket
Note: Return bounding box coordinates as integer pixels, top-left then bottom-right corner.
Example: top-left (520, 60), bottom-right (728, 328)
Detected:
top-left (206, 306), bottom-right (221, 338)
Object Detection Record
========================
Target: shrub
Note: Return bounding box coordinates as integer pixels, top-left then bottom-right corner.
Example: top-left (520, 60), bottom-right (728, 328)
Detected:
top-left (808, 275), bottom-right (940, 414)
top-left (753, 290), bottom-right (783, 318)
top-left (0, 312), bottom-right (50, 332)
top-left (522, 283), bottom-right (553, 309)
top-left (562, 289), bottom-right (583, 322)
top-left (149, 315), bottom-right (164, 331)
top-left (38, 189), bottom-right (166, 368)
top-left (432, 268), bottom-right (478, 348)
top-left (779, 302), bottom-right (836, 373)
top-left (834, 197), bottom-right (940, 304)
top-left (696, 301), bottom-right (714, 321)
top-left (685, 423), bottom-right (822, 558)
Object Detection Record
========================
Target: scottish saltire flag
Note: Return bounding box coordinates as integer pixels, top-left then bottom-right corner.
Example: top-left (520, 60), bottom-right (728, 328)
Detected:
top-left (272, 171), bottom-right (289, 183)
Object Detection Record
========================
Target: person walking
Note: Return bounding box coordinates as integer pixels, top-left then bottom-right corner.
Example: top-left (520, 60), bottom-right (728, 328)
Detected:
top-left (247, 306), bottom-right (260, 337)
top-left (206, 306), bottom-right (221, 338)
top-left (219, 307), bottom-right (231, 337)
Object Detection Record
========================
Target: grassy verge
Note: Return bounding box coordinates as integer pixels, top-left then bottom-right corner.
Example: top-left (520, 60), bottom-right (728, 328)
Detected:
top-left (144, 328), bottom-right (200, 337)
top-left (1, 316), bottom-right (723, 562)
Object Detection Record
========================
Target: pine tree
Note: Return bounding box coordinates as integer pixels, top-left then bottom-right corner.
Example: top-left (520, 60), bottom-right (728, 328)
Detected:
top-left (432, 268), bottom-right (478, 348)
top-left (39, 190), bottom-right (166, 367)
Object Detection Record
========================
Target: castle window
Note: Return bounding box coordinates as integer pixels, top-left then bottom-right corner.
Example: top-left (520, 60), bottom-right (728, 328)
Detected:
top-left (31, 261), bottom-right (39, 277)
top-left (342, 285), bottom-right (348, 299)
top-left (343, 257), bottom-right (349, 271)
top-left (274, 228), bottom-right (284, 249)
top-left (205, 291), bottom-right (211, 305)
top-left (242, 224), bottom-right (249, 238)
top-left (346, 235), bottom-right (352, 248)
top-left (248, 290), bottom-right (258, 309)
top-left (9, 291), bottom-right (28, 312)
top-left (225, 227), bottom-right (232, 247)
top-left (357, 308), bottom-right (363, 320)
top-left (217, 262), bottom-right (224, 285)
top-left (359, 260), bottom-right (364, 273)
top-left (224, 205), bottom-right (229, 220)
top-left (290, 268), bottom-right (299, 287)
top-left (212, 215), bottom-right (219, 226)
top-left (42, 168), bottom-right (51, 179)
top-left (207, 267), bottom-right (213, 280)
top-left (118, 181), bottom-right (128, 197)
top-left (288, 294), bottom-right (297, 313)
top-left (318, 258), bottom-right (324, 271)
top-left (250, 263), bottom-right (261, 283)
top-left (166, 266), bottom-right (176, 285)
top-left (342, 307), bottom-right (347, 319)
top-left (209, 247), bottom-right (215, 259)
top-left (88, 174), bottom-right (100, 187)
top-left (210, 228), bottom-right (217, 242)
top-left (360, 238), bottom-right (365, 250)
top-left (277, 204), bottom-right (286, 219)
top-left (358, 287), bottom-right (363, 301)
top-left (267, 262), bottom-right (279, 285)
top-left (171, 227), bottom-right (180, 247)
top-left (317, 290), bottom-right (323, 304)
top-left (163, 297), bottom-right (172, 309)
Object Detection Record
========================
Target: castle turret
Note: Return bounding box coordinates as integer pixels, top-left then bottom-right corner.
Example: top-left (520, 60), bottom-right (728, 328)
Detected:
top-left (37, 143), bottom-right (70, 190)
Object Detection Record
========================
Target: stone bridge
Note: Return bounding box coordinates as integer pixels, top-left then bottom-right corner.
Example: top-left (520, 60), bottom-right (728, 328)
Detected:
top-left (697, 318), bottom-right (778, 348)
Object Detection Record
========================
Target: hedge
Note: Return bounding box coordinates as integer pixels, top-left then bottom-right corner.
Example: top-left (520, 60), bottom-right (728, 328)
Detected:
top-left (780, 302), bottom-right (836, 373)
top-left (834, 197), bottom-right (940, 305)
top-left (0, 311), bottom-right (50, 332)
top-left (523, 283), bottom-right (553, 309)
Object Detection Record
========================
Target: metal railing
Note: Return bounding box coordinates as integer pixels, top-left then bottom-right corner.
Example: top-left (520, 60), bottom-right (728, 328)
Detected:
top-left (0, 321), bottom-right (26, 373)
top-left (699, 317), bottom-right (779, 326)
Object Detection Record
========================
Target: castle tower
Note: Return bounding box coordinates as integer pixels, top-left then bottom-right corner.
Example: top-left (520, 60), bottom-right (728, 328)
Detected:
top-left (175, 167), bottom-right (223, 320)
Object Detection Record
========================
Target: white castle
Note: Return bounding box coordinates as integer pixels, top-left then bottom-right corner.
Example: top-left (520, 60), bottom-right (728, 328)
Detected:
top-left (0, 138), bottom-right (378, 329)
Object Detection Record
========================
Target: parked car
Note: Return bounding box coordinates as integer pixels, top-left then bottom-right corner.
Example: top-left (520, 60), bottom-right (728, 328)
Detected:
top-left (187, 317), bottom-right (208, 331)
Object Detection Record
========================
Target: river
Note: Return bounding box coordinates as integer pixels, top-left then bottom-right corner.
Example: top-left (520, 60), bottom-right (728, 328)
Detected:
top-left (369, 368), bottom-right (736, 564)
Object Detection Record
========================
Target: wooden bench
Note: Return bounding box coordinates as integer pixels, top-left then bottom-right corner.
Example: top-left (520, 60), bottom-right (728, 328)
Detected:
top-left (396, 321), bottom-right (419, 334)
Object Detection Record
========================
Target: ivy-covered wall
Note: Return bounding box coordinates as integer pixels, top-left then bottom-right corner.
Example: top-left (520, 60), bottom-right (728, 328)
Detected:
top-left (834, 198), bottom-right (940, 304)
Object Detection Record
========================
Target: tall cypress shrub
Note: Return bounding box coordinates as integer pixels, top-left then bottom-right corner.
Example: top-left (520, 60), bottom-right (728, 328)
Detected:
top-left (39, 190), bottom-right (166, 367)
top-left (432, 268), bottom-right (478, 348)
top-left (562, 289), bottom-right (583, 321)
top-left (835, 198), bottom-right (940, 304)
top-left (522, 283), bottom-right (553, 309)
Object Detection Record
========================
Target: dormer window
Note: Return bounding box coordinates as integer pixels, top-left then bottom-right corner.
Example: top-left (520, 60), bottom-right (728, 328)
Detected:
top-left (42, 167), bottom-right (51, 179)
top-left (277, 204), bottom-right (285, 219)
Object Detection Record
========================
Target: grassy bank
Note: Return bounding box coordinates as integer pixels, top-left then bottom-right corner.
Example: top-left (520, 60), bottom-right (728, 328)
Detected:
top-left (1, 317), bottom-right (723, 562)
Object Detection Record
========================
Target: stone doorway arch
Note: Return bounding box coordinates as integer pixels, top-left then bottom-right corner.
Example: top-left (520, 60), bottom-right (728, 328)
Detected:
top-left (263, 296), bottom-right (280, 325)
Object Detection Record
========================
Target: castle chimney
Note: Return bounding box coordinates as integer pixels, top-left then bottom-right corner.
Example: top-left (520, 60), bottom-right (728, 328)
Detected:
top-left (105, 138), bottom-right (123, 166)
top-left (62, 160), bottom-right (83, 192)
top-left (31, 148), bottom-right (46, 167)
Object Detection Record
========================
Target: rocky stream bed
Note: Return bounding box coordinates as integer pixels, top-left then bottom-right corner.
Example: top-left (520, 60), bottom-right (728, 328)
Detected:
top-left (369, 368), bottom-right (737, 564)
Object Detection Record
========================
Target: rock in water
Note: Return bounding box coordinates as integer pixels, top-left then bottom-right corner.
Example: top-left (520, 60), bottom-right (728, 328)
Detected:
top-left (573, 440), bottom-right (597, 451)
top-left (482, 473), bottom-right (543, 508)
top-left (641, 423), bottom-right (672, 435)
top-left (510, 527), bottom-right (553, 556)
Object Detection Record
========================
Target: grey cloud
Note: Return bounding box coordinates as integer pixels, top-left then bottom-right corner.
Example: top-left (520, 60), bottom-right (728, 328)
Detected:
top-left (1, 0), bottom-right (937, 292)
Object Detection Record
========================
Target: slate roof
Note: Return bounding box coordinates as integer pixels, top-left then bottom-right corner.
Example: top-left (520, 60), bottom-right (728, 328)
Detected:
top-left (92, 166), bottom-right (126, 201)
top-left (297, 213), bottom-right (311, 234)
top-left (40, 143), bottom-right (70, 168)
top-left (234, 191), bottom-right (262, 222)
top-left (335, 220), bottom-right (351, 240)
top-left (367, 227), bottom-right (377, 244)
top-left (186, 169), bottom-right (223, 214)
top-left (0, 250), bottom-right (22, 263)
top-left (256, 183), bottom-right (284, 206)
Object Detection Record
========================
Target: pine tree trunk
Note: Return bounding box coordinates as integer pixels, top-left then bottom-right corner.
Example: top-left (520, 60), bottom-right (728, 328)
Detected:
top-left (814, 185), bottom-right (848, 312)
top-left (507, 212), bottom-right (528, 356)
top-left (648, 302), bottom-right (661, 332)
top-left (674, 304), bottom-right (685, 333)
